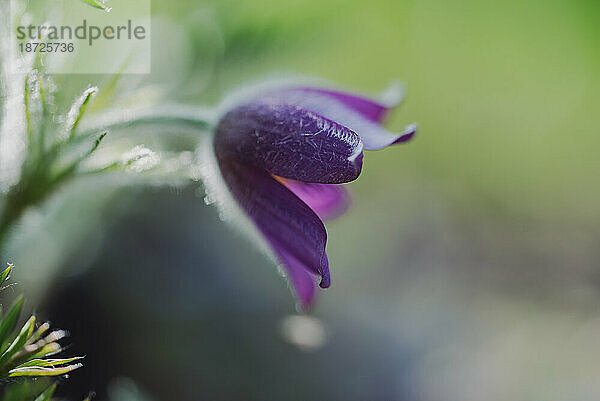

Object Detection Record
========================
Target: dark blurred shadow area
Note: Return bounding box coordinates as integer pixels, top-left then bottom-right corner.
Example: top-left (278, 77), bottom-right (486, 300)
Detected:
top-left (40, 186), bottom-right (417, 401)
top-left (38, 179), bottom-right (600, 401)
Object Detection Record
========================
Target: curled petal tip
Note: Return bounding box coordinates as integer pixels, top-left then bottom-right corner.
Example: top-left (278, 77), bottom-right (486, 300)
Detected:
top-left (319, 279), bottom-right (330, 289)
top-left (318, 255), bottom-right (331, 289)
top-left (392, 123), bottom-right (417, 145)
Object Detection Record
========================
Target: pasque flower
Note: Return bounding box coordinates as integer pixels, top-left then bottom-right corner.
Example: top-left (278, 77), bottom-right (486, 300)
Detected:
top-left (213, 84), bottom-right (416, 308)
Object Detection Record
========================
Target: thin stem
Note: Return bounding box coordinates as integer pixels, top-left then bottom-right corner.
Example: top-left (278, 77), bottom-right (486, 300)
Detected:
top-left (51, 132), bottom-right (108, 184)
top-left (24, 75), bottom-right (33, 148)
top-left (38, 77), bottom-right (47, 155)
top-left (0, 105), bottom-right (215, 248)
top-left (77, 104), bottom-right (216, 138)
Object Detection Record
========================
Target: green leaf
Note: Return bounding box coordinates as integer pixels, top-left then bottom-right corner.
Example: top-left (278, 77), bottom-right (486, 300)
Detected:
top-left (26, 342), bottom-right (62, 360)
top-left (0, 380), bottom-right (51, 401)
top-left (26, 322), bottom-right (50, 345)
top-left (67, 86), bottom-right (99, 140)
top-left (0, 263), bottom-right (13, 286)
top-left (90, 131), bottom-right (108, 153)
top-left (0, 315), bottom-right (36, 365)
top-left (0, 295), bottom-right (24, 350)
top-left (79, 0), bottom-right (112, 12)
top-left (33, 383), bottom-right (57, 401)
top-left (24, 73), bottom-right (34, 146)
top-left (51, 131), bottom-right (109, 185)
top-left (16, 356), bottom-right (84, 369)
top-left (8, 363), bottom-right (82, 377)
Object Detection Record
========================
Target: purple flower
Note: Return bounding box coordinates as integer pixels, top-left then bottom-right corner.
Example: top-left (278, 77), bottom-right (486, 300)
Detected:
top-left (213, 84), bottom-right (416, 308)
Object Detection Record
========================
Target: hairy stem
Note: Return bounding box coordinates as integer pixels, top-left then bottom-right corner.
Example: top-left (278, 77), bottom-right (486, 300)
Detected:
top-left (0, 105), bottom-right (215, 248)
top-left (78, 104), bottom-right (216, 137)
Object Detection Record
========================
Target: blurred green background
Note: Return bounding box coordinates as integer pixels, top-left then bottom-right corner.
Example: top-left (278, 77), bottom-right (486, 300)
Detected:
top-left (5, 0), bottom-right (600, 399)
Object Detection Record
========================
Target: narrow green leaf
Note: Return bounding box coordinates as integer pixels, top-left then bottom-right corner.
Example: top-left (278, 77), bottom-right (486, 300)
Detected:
top-left (27, 342), bottom-right (62, 360)
top-left (0, 283), bottom-right (18, 293)
top-left (23, 71), bottom-right (46, 158)
top-left (0, 295), bottom-right (24, 349)
top-left (24, 74), bottom-right (34, 146)
top-left (33, 383), bottom-right (57, 401)
top-left (8, 363), bottom-right (83, 377)
top-left (0, 263), bottom-right (13, 286)
top-left (51, 131), bottom-right (109, 185)
top-left (26, 322), bottom-right (50, 345)
top-left (67, 86), bottom-right (99, 140)
top-left (0, 315), bottom-right (36, 365)
top-left (90, 131), bottom-right (108, 153)
top-left (80, 0), bottom-right (112, 12)
top-left (37, 75), bottom-right (47, 154)
top-left (9, 330), bottom-right (67, 370)
top-left (16, 356), bottom-right (84, 369)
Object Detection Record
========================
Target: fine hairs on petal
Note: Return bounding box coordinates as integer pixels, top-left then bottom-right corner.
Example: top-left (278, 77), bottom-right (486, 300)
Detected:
top-left (215, 75), bottom-right (328, 120)
top-left (264, 88), bottom-right (414, 150)
top-left (198, 137), bottom-right (284, 273)
top-left (205, 139), bottom-right (329, 306)
top-left (214, 102), bottom-right (363, 183)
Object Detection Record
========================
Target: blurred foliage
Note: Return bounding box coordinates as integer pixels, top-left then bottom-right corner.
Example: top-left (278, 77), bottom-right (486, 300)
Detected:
top-left (2, 381), bottom-right (57, 401)
top-left (0, 74), bottom-right (108, 245)
top-left (0, 0), bottom-right (215, 255)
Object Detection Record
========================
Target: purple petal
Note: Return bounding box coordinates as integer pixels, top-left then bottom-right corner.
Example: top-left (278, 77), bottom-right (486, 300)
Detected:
top-left (265, 88), bottom-right (417, 151)
top-left (216, 158), bottom-right (330, 307)
top-left (277, 178), bottom-right (350, 220)
top-left (215, 102), bottom-right (364, 184)
top-left (292, 88), bottom-right (392, 123)
top-left (275, 251), bottom-right (316, 306)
